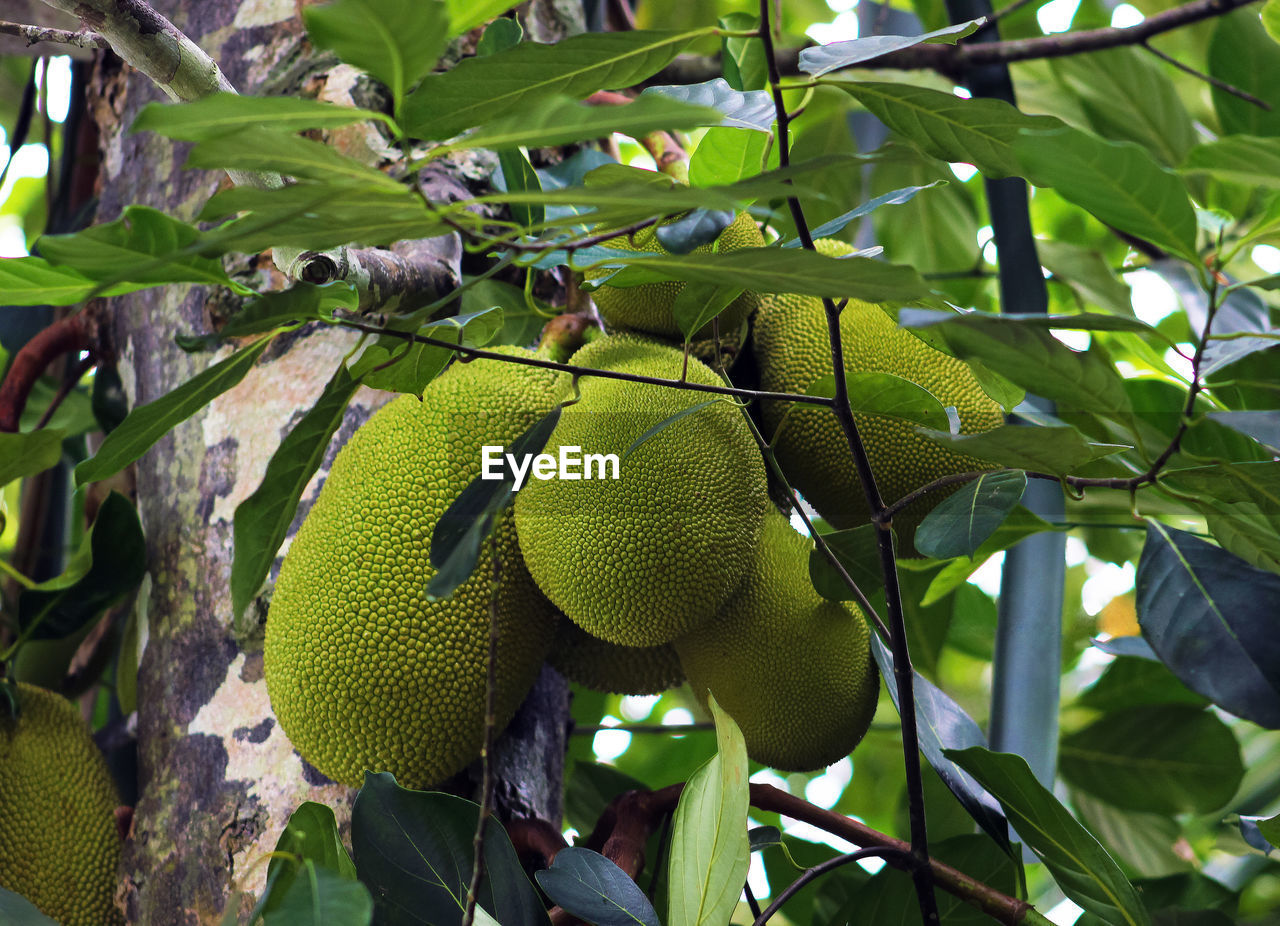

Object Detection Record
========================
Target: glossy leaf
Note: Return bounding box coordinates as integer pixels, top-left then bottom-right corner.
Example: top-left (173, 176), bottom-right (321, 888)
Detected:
top-left (1205, 411), bottom-right (1280, 452)
top-left (781, 183), bottom-right (943, 245)
top-left (806, 370), bottom-right (950, 430)
top-left (670, 285), bottom-right (743, 340)
top-left (264, 865), bottom-right (373, 926)
top-left (1060, 706), bottom-right (1243, 815)
top-left (1136, 522), bottom-right (1280, 728)
top-left (809, 524), bottom-right (884, 603)
top-left (946, 746), bottom-right (1150, 926)
top-left (914, 470), bottom-right (1026, 559)
top-left (915, 424), bottom-right (1127, 476)
top-left (231, 365), bottom-right (359, 621)
top-left (919, 506), bottom-right (1065, 606)
top-left (401, 30), bottom-right (705, 140)
top-left (1013, 127), bottom-right (1198, 261)
top-left (689, 127), bottom-right (769, 186)
top-left (304, 0), bottom-right (449, 111)
top-left (0, 429), bottom-right (64, 488)
top-left (1208, 10), bottom-right (1280, 138)
top-left (641, 79), bottom-right (775, 132)
top-left (665, 695), bottom-right (750, 926)
top-left (800, 19), bottom-right (983, 76)
top-left (75, 333), bottom-right (277, 486)
top-left (351, 772), bottom-right (548, 926)
top-left (870, 636), bottom-right (1010, 850)
top-left (352, 308), bottom-right (504, 396)
top-left (655, 209), bottom-right (735, 254)
top-left (535, 847), bottom-right (661, 926)
top-left (131, 93), bottom-right (392, 141)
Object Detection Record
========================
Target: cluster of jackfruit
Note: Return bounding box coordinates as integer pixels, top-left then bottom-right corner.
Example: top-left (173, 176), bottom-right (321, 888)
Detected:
top-left (263, 212), bottom-right (1003, 788)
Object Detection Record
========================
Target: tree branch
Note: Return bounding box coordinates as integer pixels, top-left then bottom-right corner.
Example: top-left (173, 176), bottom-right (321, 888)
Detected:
top-left (0, 19), bottom-right (108, 48)
top-left (0, 311), bottom-right (96, 433)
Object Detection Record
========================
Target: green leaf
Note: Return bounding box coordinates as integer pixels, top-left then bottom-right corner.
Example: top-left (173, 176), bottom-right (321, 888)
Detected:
top-left (0, 429), bottom-right (64, 488)
top-left (304, 0), bottom-right (449, 113)
top-left (1136, 522), bottom-right (1280, 729)
top-left (897, 309), bottom-right (1133, 422)
top-left (434, 94), bottom-right (721, 156)
top-left (829, 80), bottom-right (1062, 179)
top-left (782, 182), bottom-right (945, 246)
top-left (1037, 239), bottom-right (1135, 317)
top-left (1077, 657), bottom-right (1208, 712)
top-left (0, 888), bottom-right (59, 926)
top-left (498, 147), bottom-right (543, 229)
top-left (808, 523), bottom-right (883, 602)
top-left (1182, 135), bottom-right (1280, 190)
top-left (667, 284), bottom-right (743, 342)
top-left (564, 762), bottom-right (648, 835)
top-left (476, 15), bottom-right (522, 55)
top-left (919, 506), bottom-right (1064, 606)
top-left (37, 205), bottom-right (235, 287)
top-left (401, 30), bottom-right (705, 140)
top-left (186, 128), bottom-right (403, 189)
top-left (900, 308), bottom-right (1157, 334)
top-left (1259, 812), bottom-right (1280, 849)
top-left (459, 278), bottom-right (544, 347)
top-left (719, 14), bottom-right (766, 91)
top-left (262, 803), bottom-right (359, 916)
top-left (1013, 127), bottom-right (1198, 260)
top-left (641, 79), bottom-right (776, 132)
top-left (1059, 705), bottom-right (1243, 815)
top-left (599, 246), bottom-right (928, 302)
top-left (622, 401), bottom-right (721, 460)
top-left (946, 746), bottom-right (1151, 926)
top-left (353, 308), bottom-right (504, 396)
top-left (231, 366), bottom-right (359, 621)
top-left (806, 371), bottom-right (950, 430)
top-left (689, 127), bottom-right (769, 186)
top-left (131, 93), bottom-right (393, 141)
top-left (180, 282), bottom-right (357, 349)
top-left (351, 772), bottom-right (548, 926)
top-left (914, 470), bottom-right (1027, 559)
top-left (915, 424), bottom-right (1127, 476)
top-left (75, 333), bottom-right (278, 486)
top-left (264, 864), bottom-right (373, 926)
top-left (17, 492), bottom-right (146, 642)
top-left (1162, 463), bottom-right (1280, 572)
top-left (1205, 411), bottom-right (1280, 452)
top-left (800, 19), bottom-right (984, 77)
top-left (447, 0), bottom-right (517, 38)
top-left (1208, 9), bottom-right (1280, 138)
top-left (665, 695), bottom-right (750, 926)
top-left (0, 256), bottom-right (144, 305)
top-left (535, 848), bottom-right (661, 926)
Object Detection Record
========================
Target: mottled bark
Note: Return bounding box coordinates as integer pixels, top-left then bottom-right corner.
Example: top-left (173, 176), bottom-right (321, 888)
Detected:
top-left (85, 2), bottom-right (574, 922)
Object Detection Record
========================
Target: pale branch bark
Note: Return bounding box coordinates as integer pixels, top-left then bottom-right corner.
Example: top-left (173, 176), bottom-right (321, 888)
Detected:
top-left (0, 19), bottom-right (109, 49)
top-left (651, 0), bottom-right (1260, 83)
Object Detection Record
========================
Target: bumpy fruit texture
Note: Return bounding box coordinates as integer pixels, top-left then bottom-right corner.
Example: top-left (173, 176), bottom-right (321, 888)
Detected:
top-left (548, 617), bottom-right (684, 695)
top-left (514, 335), bottom-right (769, 648)
top-left (586, 212), bottom-right (764, 340)
top-left (264, 349), bottom-right (560, 789)
top-left (0, 683), bottom-right (123, 926)
top-left (753, 238), bottom-right (1004, 553)
top-left (674, 509), bottom-right (879, 772)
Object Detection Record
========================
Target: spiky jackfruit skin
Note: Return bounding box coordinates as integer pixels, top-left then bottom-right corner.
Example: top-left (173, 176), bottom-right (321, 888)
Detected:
top-left (586, 212), bottom-right (764, 340)
top-left (753, 239), bottom-right (1004, 553)
top-left (514, 336), bottom-right (768, 647)
top-left (264, 349), bottom-right (560, 789)
top-left (0, 683), bottom-right (123, 926)
top-left (548, 617), bottom-right (685, 695)
top-left (674, 510), bottom-right (878, 772)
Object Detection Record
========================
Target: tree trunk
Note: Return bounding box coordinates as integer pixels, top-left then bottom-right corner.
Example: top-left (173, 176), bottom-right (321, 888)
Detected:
top-left (83, 3), bottom-right (577, 921)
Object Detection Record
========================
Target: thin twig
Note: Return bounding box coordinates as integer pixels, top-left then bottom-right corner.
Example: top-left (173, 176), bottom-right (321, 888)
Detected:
top-left (0, 20), bottom-right (108, 49)
top-left (1141, 41), bottom-right (1272, 110)
top-left (753, 846), bottom-right (915, 926)
top-left (0, 313), bottom-right (94, 433)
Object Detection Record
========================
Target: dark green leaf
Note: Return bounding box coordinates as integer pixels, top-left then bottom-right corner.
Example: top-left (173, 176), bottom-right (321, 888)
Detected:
top-left (900, 308), bottom-right (1157, 334)
top-left (1077, 657), bottom-right (1207, 712)
top-left (665, 695), bottom-right (749, 926)
top-left (304, 0), bottom-right (449, 111)
top-left (1060, 706), bottom-right (1243, 815)
top-left (401, 30), bottom-right (704, 140)
top-left (186, 128), bottom-right (403, 188)
top-left (1205, 411), bottom-right (1280, 452)
top-left (564, 762), bottom-right (648, 835)
top-left (1257, 813), bottom-right (1280, 850)
top-left (1013, 127), bottom-right (1198, 260)
top-left (231, 365), bottom-right (359, 620)
top-left (18, 492), bottom-right (146, 641)
top-left (719, 14), bottom-right (765, 91)
top-left (459, 278), bottom-right (544, 347)
top-left (0, 888), bottom-right (58, 926)
top-left (180, 282), bottom-right (356, 350)
top-left (265, 864), bottom-right (373, 926)
top-left (670, 286), bottom-right (743, 341)
top-left (829, 80), bottom-right (1062, 179)
top-left (914, 470), bottom-right (1027, 559)
top-left (748, 826), bottom-right (782, 852)
top-left (427, 405), bottom-right (561, 599)
top-left (0, 429), bottom-right (64, 488)
top-left (641, 79), bottom-right (775, 132)
top-left (654, 209), bottom-right (734, 254)
top-left (781, 183), bottom-right (944, 245)
top-left (131, 93), bottom-right (392, 141)
top-left (688, 127), bottom-right (769, 186)
top-left (75, 333), bottom-right (277, 486)
top-left (806, 371), bottom-right (950, 430)
top-left (498, 148), bottom-right (543, 229)
top-left (352, 309), bottom-right (503, 397)
top-left (536, 847), bottom-right (661, 926)
top-left (870, 636), bottom-right (1010, 850)
top-left (0, 256), bottom-right (144, 306)
top-left (946, 746), bottom-right (1150, 926)
top-left (1038, 239), bottom-right (1135, 318)
top-left (266, 802), bottom-right (357, 902)
top-left (809, 524), bottom-right (883, 602)
top-left (1069, 790), bottom-right (1190, 881)
top-left (800, 19), bottom-right (983, 76)
top-left (477, 16), bottom-right (522, 56)
top-left (1208, 10), bottom-right (1280, 138)
top-left (1163, 462), bottom-right (1280, 571)
top-left (920, 506), bottom-right (1064, 606)
top-left (1136, 522), bottom-right (1280, 729)
top-left (915, 424), bottom-right (1127, 476)
top-left (351, 772), bottom-right (548, 926)
top-left (599, 246), bottom-right (928, 301)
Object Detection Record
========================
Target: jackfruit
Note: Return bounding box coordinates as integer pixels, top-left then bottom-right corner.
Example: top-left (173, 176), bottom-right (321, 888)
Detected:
top-left (0, 682), bottom-right (123, 926)
top-left (548, 617), bottom-right (684, 695)
top-left (264, 348), bottom-right (560, 789)
top-left (585, 212), bottom-right (764, 340)
top-left (674, 509), bottom-right (879, 772)
top-left (753, 238), bottom-right (1004, 553)
top-left (514, 335), bottom-right (769, 647)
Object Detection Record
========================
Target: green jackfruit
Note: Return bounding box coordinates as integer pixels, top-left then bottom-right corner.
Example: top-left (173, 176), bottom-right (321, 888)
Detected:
top-left (264, 349), bottom-right (560, 789)
top-left (674, 509), bottom-right (879, 772)
top-left (514, 335), bottom-right (768, 647)
top-left (0, 682), bottom-right (123, 926)
top-left (753, 238), bottom-right (1004, 552)
top-left (586, 212), bottom-right (763, 340)
top-left (548, 617), bottom-right (684, 695)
